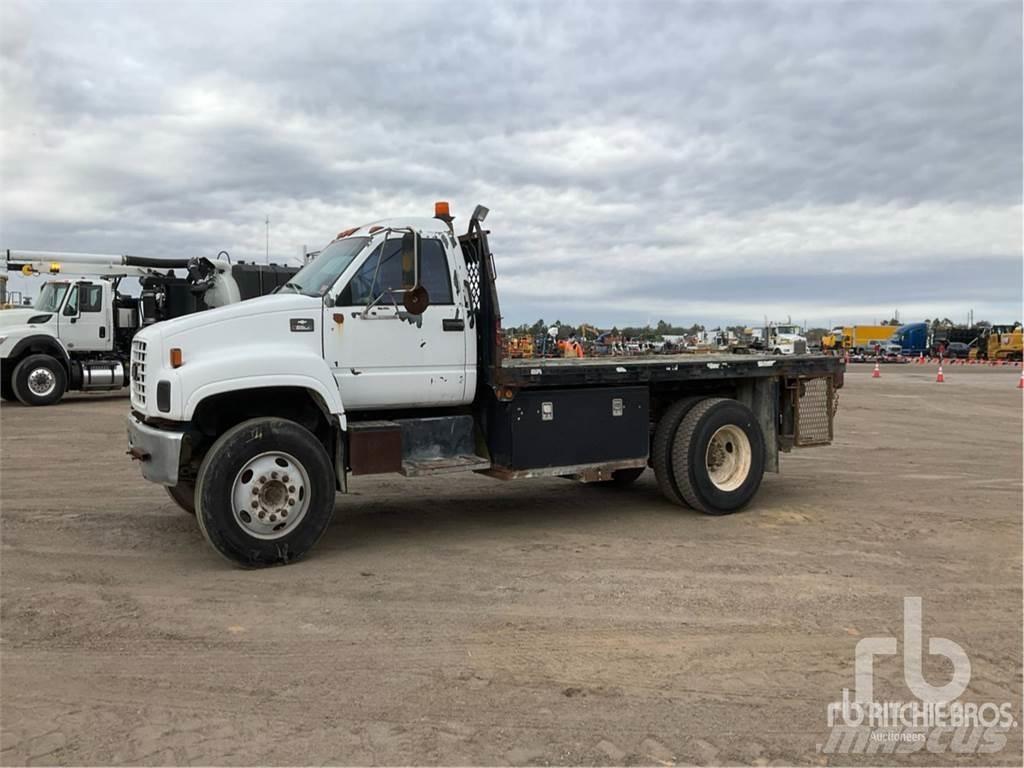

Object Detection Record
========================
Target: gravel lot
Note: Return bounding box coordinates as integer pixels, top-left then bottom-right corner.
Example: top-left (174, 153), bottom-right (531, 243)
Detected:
top-left (1, 364), bottom-right (1021, 766)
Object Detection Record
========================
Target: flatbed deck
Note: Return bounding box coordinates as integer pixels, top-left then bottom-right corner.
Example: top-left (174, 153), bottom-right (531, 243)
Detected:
top-left (496, 353), bottom-right (843, 389)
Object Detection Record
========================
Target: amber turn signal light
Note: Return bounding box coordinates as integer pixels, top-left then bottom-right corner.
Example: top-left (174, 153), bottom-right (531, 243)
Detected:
top-left (170, 348), bottom-right (183, 368)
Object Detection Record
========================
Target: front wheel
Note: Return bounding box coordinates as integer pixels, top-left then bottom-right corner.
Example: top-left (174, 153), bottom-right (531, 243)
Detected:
top-left (670, 398), bottom-right (765, 515)
top-left (11, 354), bottom-right (67, 406)
top-left (195, 417), bottom-right (336, 567)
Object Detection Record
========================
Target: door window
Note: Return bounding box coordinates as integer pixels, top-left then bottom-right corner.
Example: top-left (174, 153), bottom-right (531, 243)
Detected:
top-left (419, 239), bottom-right (452, 305)
top-left (63, 286), bottom-right (79, 315)
top-left (80, 284), bottom-right (103, 312)
top-left (343, 239), bottom-right (404, 306)
top-left (341, 237), bottom-right (452, 306)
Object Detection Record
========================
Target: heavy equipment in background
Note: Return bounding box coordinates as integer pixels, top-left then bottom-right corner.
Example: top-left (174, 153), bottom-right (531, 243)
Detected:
top-left (971, 325), bottom-right (1023, 361)
top-left (0, 250), bottom-right (297, 406)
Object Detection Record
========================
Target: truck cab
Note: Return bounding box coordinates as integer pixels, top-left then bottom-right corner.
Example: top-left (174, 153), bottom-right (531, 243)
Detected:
top-left (0, 278), bottom-right (119, 403)
top-left (307, 217), bottom-right (477, 409)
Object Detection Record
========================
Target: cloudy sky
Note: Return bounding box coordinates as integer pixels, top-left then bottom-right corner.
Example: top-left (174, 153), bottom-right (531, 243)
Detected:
top-left (1, 0), bottom-right (1021, 328)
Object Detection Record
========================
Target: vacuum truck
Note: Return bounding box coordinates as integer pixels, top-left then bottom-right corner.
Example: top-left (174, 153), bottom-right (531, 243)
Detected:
top-left (0, 250), bottom-right (296, 406)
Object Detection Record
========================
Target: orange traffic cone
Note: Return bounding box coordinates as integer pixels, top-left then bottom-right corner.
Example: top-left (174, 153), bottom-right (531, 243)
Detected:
top-left (1017, 371), bottom-right (1023, 389)
top-left (936, 364), bottom-right (945, 383)
top-left (872, 362), bottom-right (881, 378)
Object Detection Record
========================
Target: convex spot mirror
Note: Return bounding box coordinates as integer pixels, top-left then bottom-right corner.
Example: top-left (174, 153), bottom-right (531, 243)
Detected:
top-left (400, 231), bottom-right (430, 314)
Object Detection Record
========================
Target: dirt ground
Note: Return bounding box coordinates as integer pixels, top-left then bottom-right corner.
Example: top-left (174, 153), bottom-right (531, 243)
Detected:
top-left (1, 364), bottom-right (1021, 766)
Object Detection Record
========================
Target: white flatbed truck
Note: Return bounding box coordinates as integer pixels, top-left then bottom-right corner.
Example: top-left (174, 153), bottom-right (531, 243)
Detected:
top-left (126, 203), bottom-right (843, 567)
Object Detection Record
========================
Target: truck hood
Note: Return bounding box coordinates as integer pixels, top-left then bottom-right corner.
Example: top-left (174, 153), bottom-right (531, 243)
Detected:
top-left (151, 292), bottom-right (322, 337)
top-left (0, 308), bottom-right (52, 329)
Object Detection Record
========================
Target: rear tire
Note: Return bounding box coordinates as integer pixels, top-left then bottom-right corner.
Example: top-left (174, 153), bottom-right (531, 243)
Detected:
top-left (195, 417), bottom-right (336, 568)
top-left (0, 360), bottom-right (16, 401)
top-left (671, 398), bottom-right (764, 515)
top-left (11, 354), bottom-right (67, 406)
top-left (165, 482), bottom-right (196, 515)
top-left (652, 397), bottom-right (701, 506)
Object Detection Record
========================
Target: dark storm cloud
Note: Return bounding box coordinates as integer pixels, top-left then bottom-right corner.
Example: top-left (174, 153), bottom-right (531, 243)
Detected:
top-left (1, 0), bottom-right (1020, 325)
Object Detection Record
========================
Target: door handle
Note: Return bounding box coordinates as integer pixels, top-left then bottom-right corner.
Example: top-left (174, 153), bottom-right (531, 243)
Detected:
top-left (443, 318), bottom-right (465, 332)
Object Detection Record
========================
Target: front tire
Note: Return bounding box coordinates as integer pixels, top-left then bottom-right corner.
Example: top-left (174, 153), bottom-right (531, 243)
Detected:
top-left (670, 398), bottom-right (765, 515)
top-left (11, 354), bottom-right (67, 406)
top-left (195, 417), bottom-right (336, 568)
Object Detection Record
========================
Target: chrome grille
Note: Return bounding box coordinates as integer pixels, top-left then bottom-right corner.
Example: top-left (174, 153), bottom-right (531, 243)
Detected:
top-left (131, 339), bottom-right (147, 406)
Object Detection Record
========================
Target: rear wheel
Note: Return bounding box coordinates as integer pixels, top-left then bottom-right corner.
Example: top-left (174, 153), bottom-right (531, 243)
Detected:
top-left (652, 397), bottom-right (701, 506)
top-left (0, 360), bottom-right (16, 401)
top-left (11, 354), bottom-right (67, 406)
top-left (165, 482), bottom-right (196, 515)
top-left (195, 417), bottom-right (336, 568)
top-left (670, 398), bottom-right (765, 515)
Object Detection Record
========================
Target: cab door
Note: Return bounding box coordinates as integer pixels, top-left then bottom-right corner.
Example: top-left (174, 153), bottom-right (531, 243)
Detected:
top-left (58, 282), bottom-right (111, 352)
top-left (327, 236), bottom-right (468, 410)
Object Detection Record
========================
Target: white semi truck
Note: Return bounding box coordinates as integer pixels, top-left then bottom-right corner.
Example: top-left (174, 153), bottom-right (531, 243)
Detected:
top-left (0, 251), bottom-right (296, 406)
top-left (126, 203), bottom-right (844, 568)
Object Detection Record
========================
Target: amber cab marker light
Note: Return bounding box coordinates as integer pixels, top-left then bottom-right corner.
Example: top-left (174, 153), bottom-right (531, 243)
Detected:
top-left (434, 201), bottom-right (450, 218)
top-left (170, 348), bottom-right (183, 368)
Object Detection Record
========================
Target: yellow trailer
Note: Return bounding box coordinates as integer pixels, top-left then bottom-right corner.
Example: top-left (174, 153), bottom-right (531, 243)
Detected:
top-left (839, 325), bottom-right (898, 353)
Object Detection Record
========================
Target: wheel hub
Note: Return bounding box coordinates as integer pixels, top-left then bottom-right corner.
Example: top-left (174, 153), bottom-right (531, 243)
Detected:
top-left (27, 367), bottom-right (56, 397)
top-left (705, 425), bottom-right (752, 492)
top-left (231, 452), bottom-right (310, 539)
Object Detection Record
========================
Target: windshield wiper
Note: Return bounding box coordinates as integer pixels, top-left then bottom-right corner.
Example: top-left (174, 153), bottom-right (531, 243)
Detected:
top-left (280, 282), bottom-right (302, 293)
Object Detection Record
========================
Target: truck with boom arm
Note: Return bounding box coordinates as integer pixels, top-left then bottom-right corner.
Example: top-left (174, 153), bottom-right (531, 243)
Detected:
top-left (1, 250), bottom-right (296, 406)
top-left (126, 203), bottom-right (844, 567)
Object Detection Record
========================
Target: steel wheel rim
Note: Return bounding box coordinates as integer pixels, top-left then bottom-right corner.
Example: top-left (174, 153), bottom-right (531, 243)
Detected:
top-left (231, 451), bottom-right (311, 540)
top-left (27, 367), bottom-right (56, 397)
top-left (705, 425), bottom-right (751, 492)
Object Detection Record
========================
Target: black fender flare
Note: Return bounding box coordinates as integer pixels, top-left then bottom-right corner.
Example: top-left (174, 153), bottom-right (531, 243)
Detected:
top-left (6, 335), bottom-right (72, 375)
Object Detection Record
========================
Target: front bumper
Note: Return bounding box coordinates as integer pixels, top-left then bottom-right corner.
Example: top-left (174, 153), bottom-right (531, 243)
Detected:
top-left (126, 413), bottom-right (185, 486)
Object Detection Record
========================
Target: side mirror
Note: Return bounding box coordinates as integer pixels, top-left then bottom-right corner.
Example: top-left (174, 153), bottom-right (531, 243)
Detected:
top-left (399, 231), bottom-right (430, 314)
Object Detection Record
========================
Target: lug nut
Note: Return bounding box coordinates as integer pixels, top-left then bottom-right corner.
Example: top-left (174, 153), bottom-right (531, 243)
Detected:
top-left (288, 485), bottom-right (295, 493)
top-left (271, 472), bottom-right (278, 479)
top-left (281, 510), bottom-right (288, 518)
top-left (251, 501), bottom-right (258, 509)
top-left (282, 475), bottom-right (289, 483)
top-left (252, 487), bottom-right (259, 495)
top-left (258, 511), bottom-right (265, 519)
top-left (259, 476), bottom-right (266, 483)
top-left (288, 498), bottom-right (295, 506)
top-left (269, 514), bottom-right (277, 522)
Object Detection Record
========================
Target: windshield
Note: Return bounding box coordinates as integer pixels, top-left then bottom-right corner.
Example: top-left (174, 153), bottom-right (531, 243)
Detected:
top-left (775, 325), bottom-right (801, 335)
top-left (281, 237), bottom-right (370, 297)
top-left (34, 282), bottom-right (70, 313)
